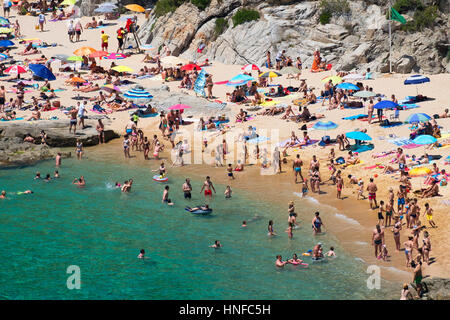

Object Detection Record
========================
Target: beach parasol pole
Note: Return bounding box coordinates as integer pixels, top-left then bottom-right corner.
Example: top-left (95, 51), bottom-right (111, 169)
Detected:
top-left (388, 0), bottom-right (392, 74)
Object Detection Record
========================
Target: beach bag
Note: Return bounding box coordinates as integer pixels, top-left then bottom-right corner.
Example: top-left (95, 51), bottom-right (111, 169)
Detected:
top-left (336, 157), bottom-right (345, 164)
top-left (321, 135), bottom-right (331, 144)
top-left (35, 24), bottom-right (39, 30)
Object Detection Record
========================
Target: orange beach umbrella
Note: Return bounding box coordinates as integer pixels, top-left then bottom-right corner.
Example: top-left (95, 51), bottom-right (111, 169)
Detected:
top-left (73, 47), bottom-right (97, 56)
top-left (125, 4), bottom-right (145, 13)
top-left (66, 76), bottom-right (86, 84)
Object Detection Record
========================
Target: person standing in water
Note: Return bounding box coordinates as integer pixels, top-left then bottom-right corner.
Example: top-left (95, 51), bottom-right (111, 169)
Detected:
top-left (224, 186), bottom-right (232, 198)
top-left (162, 185), bottom-right (173, 205)
top-left (55, 152), bottom-right (62, 166)
top-left (75, 139), bottom-right (83, 160)
top-left (371, 224), bottom-right (385, 258)
top-left (367, 178), bottom-right (378, 210)
top-left (200, 176), bottom-right (216, 199)
top-left (312, 212), bottom-right (323, 235)
top-left (182, 178), bottom-right (192, 199)
top-left (275, 255), bottom-right (287, 267)
top-left (123, 135), bottom-right (131, 158)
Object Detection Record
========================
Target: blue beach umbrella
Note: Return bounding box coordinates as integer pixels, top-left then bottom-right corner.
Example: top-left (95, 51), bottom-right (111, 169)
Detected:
top-left (336, 82), bottom-right (360, 91)
top-left (404, 75), bottom-right (430, 85)
top-left (247, 136), bottom-right (270, 144)
top-left (413, 135), bottom-right (437, 145)
top-left (0, 16), bottom-right (9, 26)
top-left (313, 120), bottom-right (338, 130)
top-left (345, 131), bottom-right (372, 141)
top-left (28, 64), bottom-right (56, 80)
top-left (373, 100), bottom-right (399, 109)
top-left (225, 80), bottom-right (248, 87)
top-left (0, 52), bottom-right (8, 60)
top-left (123, 86), bottom-right (153, 101)
top-left (405, 113), bottom-right (431, 123)
top-left (229, 74), bottom-right (254, 82)
top-left (0, 39), bottom-right (14, 47)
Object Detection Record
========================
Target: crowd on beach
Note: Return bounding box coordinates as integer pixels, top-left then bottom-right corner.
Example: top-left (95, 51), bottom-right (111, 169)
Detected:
top-left (0, 1), bottom-right (448, 300)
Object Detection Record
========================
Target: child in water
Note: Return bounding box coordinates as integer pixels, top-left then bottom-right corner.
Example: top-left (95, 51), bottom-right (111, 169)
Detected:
top-left (210, 240), bottom-right (222, 248)
top-left (301, 181), bottom-right (308, 197)
top-left (242, 221), bottom-right (247, 227)
top-left (225, 185), bottom-right (232, 198)
top-left (326, 247), bottom-right (336, 257)
top-left (138, 249), bottom-right (145, 259)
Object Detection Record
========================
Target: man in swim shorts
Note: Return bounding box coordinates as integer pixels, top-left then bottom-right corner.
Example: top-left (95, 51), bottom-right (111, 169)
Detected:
top-left (366, 178), bottom-right (378, 210)
top-left (371, 224), bottom-right (384, 258)
top-left (200, 176), bottom-right (216, 199)
top-left (69, 107), bottom-right (78, 134)
top-left (293, 154), bottom-right (304, 183)
top-left (182, 178), bottom-right (192, 199)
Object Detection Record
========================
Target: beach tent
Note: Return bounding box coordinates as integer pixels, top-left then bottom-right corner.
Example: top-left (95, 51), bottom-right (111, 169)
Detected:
top-left (28, 64), bottom-right (56, 80)
top-left (313, 121), bottom-right (338, 130)
top-left (413, 135), bottom-right (437, 145)
top-left (336, 82), bottom-right (360, 91)
top-left (373, 100), bottom-right (399, 109)
top-left (405, 113), bottom-right (431, 123)
top-left (345, 131), bottom-right (372, 141)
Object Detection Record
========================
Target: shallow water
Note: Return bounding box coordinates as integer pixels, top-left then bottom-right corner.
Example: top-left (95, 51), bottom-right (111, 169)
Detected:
top-left (0, 159), bottom-right (397, 299)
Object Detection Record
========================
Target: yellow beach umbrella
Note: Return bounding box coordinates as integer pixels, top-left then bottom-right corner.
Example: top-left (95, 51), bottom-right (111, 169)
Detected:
top-left (73, 46), bottom-right (97, 56)
top-left (321, 75), bottom-right (342, 85)
top-left (125, 4), bottom-right (145, 13)
top-left (112, 65), bottom-right (134, 73)
top-left (409, 167), bottom-right (431, 177)
top-left (60, 0), bottom-right (77, 5)
top-left (260, 100), bottom-right (280, 107)
top-left (259, 71), bottom-right (282, 78)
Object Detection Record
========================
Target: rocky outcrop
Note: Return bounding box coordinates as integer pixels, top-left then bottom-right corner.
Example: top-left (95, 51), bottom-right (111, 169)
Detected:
top-left (0, 117), bottom-right (119, 166)
top-left (410, 277), bottom-right (450, 300)
top-left (136, 0), bottom-right (449, 74)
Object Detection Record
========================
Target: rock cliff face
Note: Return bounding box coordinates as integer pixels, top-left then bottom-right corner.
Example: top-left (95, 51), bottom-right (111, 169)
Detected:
top-left (136, 0), bottom-right (449, 74)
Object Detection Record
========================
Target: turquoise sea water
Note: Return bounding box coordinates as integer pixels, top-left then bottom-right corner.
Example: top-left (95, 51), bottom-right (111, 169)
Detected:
top-left (0, 158), bottom-right (396, 299)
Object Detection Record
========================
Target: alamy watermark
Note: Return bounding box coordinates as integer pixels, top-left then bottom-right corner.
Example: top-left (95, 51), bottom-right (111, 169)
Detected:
top-left (66, 265), bottom-right (81, 290)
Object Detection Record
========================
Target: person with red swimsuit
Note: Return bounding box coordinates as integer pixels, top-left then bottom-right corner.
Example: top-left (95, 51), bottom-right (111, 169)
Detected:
top-left (200, 176), bottom-right (216, 199)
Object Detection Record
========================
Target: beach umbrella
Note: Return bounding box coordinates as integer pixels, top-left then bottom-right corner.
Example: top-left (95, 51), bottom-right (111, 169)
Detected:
top-left (321, 75), bottom-right (342, 85)
top-left (123, 86), bottom-right (153, 100)
top-left (0, 39), bottom-right (14, 47)
top-left (125, 4), bottom-right (145, 12)
top-left (260, 100), bottom-right (280, 107)
top-left (373, 100), bottom-right (399, 109)
top-left (229, 74), bottom-right (254, 82)
top-left (161, 55), bottom-right (187, 65)
top-left (225, 80), bottom-right (248, 87)
top-left (279, 66), bottom-right (301, 75)
top-left (101, 84), bottom-right (121, 93)
top-left (66, 76), bottom-right (86, 84)
top-left (181, 63), bottom-right (201, 71)
top-left (404, 75), bottom-right (430, 85)
top-left (336, 82), bottom-right (360, 91)
top-left (103, 52), bottom-right (127, 60)
top-left (4, 65), bottom-right (28, 75)
top-left (345, 131), bottom-right (372, 141)
top-left (313, 120), bottom-right (338, 130)
top-left (353, 90), bottom-right (376, 98)
top-left (60, 0), bottom-right (77, 5)
top-left (89, 50), bottom-right (108, 58)
top-left (412, 135), bottom-right (437, 145)
top-left (0, 27), bottom-right (12, 34)
top-left (21, 38), bottom-right (42, 43)
top-left (112, 65), bottom-right (134, 73)
top-left (28, 64), bottom-right (56, 80)
top-left (97, 2), bottom-right (118, 8)
top-left (73, 46), bottom-right (97, 56)
top-left (140, 44), bottom-right (154, 50)
top-left (242, 64), bottom-right (260, 72)
top-left (409, 167), bottom-right (432, 177)
top-left (168, 104), bottom-right (191, 110)
top-left (67, 56), bottom-right (83, 61)
top-left (0, 16), bottom-right (10, 26)
top-left (404, 74), bottom-right (430, 95)
top-left (0, 53), bottom-right (8, 61)
top-left (405, 113), bottom-right (431, 123)
top-left (52, 54), bottom-right (70, 61)
top-left (94, 5), bottom-right (116, 13)
top-left (342, 73), bottom-right (364, 81)
top-left (259, 71), bottom-right (281, 78)
top-left (118, 15), bottom-right (134, 21)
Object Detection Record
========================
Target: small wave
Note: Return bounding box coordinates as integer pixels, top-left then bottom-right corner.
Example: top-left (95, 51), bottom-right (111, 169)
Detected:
top-left (380, 266), bottom-right (411, 277)
top-left (334, 213), bottom-right (361, 226)
top-left (354, 257), bottom-right (365, 262)
top-left (354, 241), bottom-right (368, 245)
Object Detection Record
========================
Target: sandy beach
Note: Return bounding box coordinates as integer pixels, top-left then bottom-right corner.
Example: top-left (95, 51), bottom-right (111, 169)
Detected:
top-left (2, 7), bottom-right (450, 286)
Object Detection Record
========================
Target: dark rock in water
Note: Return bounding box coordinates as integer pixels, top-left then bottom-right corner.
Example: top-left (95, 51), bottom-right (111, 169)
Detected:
top-left (410, 277), bottom-right (450, 300)
top-left (0, 118), bottom-right (119, 167)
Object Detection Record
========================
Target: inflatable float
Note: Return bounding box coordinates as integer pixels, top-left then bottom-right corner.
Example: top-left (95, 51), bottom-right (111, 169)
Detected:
top-left (153, 175), bottom-right (168, 182)
top-left (185, 207), bottom-right (213, 215)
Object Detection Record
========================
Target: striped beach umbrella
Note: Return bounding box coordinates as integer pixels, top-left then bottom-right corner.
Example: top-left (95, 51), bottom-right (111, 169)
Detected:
top-left (0, 27), bottom-right (12, 34)
top-left (404, 75), bottom-right (430, 85)
top-left (405, 113), bottom-right (431, 123)
top-left (313, 120), bottom-right (338, 130)
top-left (123, 86), bottom-right (153, 101)
top-left (5, 65), bottom-right (28, 74)
top-left (259, 71), bottom-right (281, 78)
top-left (242, 64), bottom-right (260, 72)
top-left (103, 53), bottom-right (127, 60)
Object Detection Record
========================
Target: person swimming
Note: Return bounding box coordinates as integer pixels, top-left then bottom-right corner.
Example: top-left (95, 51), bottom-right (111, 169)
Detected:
top-left (137, 249), bottom-right (146, 259)
top-left (210, 240), bottom-right (222, 248)
top-left (326, 247), bottom-right (336, 257)
top-left (275, 255), bottom-right (287, 267)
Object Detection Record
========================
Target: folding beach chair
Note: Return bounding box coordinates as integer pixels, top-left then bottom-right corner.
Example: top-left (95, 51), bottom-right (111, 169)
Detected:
top-left (390, 108), bottom-right (400, 121)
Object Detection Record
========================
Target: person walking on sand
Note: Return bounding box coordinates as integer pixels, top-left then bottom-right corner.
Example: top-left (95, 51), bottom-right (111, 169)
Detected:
top-left (424, 203), bottom-right (436, 228)
top-left (293, 154), bottom-right (304, 183)
top-left (404, 236), bottom-right (414, 267)
top-left (371, 224), bottom-right (384, 258)
top-left (367, 178), bottom-right (378, 209)
top-left (392, 216), bottom-right (402, 251)
top-left (206, 74), bottom-right (213, 99)
top-left (116, 27), bottom-right (126, 52)
top-left (69, 107), bottom-right (77, 134)
top-left (422, 231), bottom-right (431, 265)
top-left (3, 0), bottom-right (11, 19)
top-left (75, 19), bottom-right (83, 42)
top-left (200, 176), bottom-right (216, 199)
top-left (67, 19), bottom-right (75, 42)
top-left (77, 101), bottom-right (87, 129)
top-left (38, 11), bottom-right (46, 32)
top-left (101, 30), bottom-right (109, 51)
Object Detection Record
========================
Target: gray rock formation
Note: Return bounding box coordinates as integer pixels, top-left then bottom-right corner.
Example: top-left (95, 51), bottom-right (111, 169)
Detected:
top-left (409, 277), bottom-right (450, 300)
top-left (0, 118), bottom-right (119, 166)
top-left (135, 0), bottom-right (449, 74)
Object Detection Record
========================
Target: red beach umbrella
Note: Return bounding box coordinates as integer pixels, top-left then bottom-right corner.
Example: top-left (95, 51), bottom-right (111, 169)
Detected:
top-left (181, 63), bottom-right (201, 71)
top-left (242, 64), bottom-right (260, 72)
top-left (5, 65), bottom-right (28, 74)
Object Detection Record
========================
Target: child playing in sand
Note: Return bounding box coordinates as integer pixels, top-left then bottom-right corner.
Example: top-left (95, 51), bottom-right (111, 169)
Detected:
top-left (357, 179), bottom-right (365, 200)
top-left (424, 203), bottom-right (436, 228)
top-left (378, 244), bottom-right (388, 261)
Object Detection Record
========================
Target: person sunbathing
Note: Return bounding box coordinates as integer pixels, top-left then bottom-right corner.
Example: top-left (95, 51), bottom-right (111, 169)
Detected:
top-left (27, 107), bottom-right (41, 121)
top-left (419, 180), bottom-right (440, 198)
top-left (85, 17), bottom-right (98, 29)
top-left (235, 109), bottom-right (247, 122)
top-left (306, 90), bottom-right (317, 104)
top-left (74, 84), bottom-right (100, 92)
top-left (251, 91), bottom-right (262, 106)
top-left (0, 111), bottom-right (16, 120)
top-left (20, 43), bottom-right (40, 55)
top-left (345, 151), bottom-right (360, 165)
top-left (281, 105), bottom-right (296, 119)
top-left (282, 131), bottom-right (302, 154)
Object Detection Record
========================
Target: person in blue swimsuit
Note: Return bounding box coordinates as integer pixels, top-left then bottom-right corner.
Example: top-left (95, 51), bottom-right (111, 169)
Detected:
top-left (312, 211), bottom-right (323, 235)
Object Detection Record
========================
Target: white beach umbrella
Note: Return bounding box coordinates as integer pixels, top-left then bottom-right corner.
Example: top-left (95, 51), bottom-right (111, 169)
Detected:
top-left (342, 73), bottom-right (364, 81)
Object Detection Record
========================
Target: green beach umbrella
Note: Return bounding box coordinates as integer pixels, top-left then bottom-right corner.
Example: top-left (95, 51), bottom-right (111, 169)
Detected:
top-left (61, 0), bottom-right (77, 5)
top-left (279, 66), bottom-right (301, 75)
top-left (67, 56), bottom-right (83, 61)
